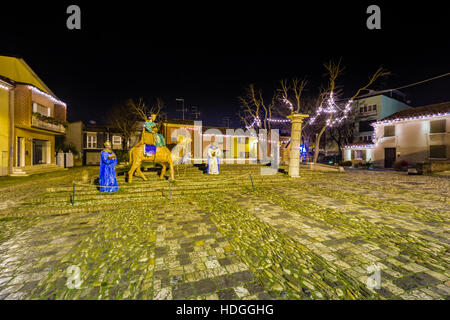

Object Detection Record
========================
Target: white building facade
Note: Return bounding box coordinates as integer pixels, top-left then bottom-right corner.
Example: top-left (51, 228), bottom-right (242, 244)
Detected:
top-left (343, 102), bottom-right (450, 169)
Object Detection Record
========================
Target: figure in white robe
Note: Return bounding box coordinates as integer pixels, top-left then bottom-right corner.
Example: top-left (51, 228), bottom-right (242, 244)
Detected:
top-left (207, 145), bottom-right (222, 175)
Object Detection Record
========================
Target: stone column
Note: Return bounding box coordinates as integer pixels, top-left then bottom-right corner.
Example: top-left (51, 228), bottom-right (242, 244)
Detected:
top-left (287, 114), bottom-right (309, 177)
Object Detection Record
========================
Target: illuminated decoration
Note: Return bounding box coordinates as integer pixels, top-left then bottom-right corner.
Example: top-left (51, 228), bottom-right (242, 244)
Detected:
top-left (246, 116), bottom-right (261, 130)
top-left (282, 97), bottom-right (294, 112)
top-left (188, 157), bottom-right (258, 162)
top-left (28, 85), bottom-right (67, 107)
top-left (267, 118), bottom-right (291, 123)
top-left (309, 92), bottom-right (353, 127)
top-left (0, 83), bottom-right (10, 91)
top-left (298, 143), bottom-right (309, 160)
top-left (179, 126), bottom-right (278, 143)
top-left (344, 144), bottom-right (375, 149)
top-left (372, 112), bottom-right (450, 126)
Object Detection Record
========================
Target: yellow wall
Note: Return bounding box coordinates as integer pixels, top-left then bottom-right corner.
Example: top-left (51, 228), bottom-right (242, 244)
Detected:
top-left (14, 127), bottom-right (55, 167)
top-left (0, 89), bottom-right (9, 175)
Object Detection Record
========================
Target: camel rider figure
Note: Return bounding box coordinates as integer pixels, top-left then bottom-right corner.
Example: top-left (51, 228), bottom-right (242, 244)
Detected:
top-left (143, 114), bottom-right (165, 156)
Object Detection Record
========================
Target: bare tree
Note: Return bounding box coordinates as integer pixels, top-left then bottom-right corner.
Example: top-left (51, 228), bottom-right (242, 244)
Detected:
top-left (273, 78), bottom-right (310, 134)
top-left (107, 98), bottom-right (166, 150)
top-left (128, 97), bottom-right (165, 122)
top-left (238, 84), bottom-right (276, 130)
top-left (311, 59), bottom-right (389, 163)
top-left (108, 101), bottom-right (140, 150)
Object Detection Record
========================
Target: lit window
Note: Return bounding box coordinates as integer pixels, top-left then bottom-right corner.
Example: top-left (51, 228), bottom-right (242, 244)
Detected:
top-left (430, 120), bottom-right (446, 134)
top-left (430, 145), bottom-right (447, 159)
top-left (112, 135), bottom-right (122, 146)
top-left (384, 126), bottom-right (395, 137)
top-left (33, 102), bottom-right (51, 117)
top-left (87, 134), bottom-right (97, 149)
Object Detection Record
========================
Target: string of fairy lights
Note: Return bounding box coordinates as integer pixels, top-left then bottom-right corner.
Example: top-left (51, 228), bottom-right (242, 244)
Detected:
top-left (244, 92), bottom-right (355, 131)
top-left (28, 86), bottom-right (67, 107)
top-left (308, 92), bottom-right (353, 127)
top-left (0, 83), bottom-right (10, 91)
top-left (176, 126), bottom-right (280, 144)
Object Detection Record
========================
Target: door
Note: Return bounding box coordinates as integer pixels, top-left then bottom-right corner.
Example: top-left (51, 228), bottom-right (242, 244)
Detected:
top-left (32, 139), bottom-right (48, 165)
top-left (384, 148), bottom-right (396, 168)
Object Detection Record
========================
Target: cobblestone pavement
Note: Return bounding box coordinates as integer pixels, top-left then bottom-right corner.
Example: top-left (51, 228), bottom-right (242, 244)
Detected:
top-left (0, 165), bottom-right (448, 300)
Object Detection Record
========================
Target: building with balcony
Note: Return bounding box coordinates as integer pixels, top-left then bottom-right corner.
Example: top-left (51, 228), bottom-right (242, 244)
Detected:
top-left (340, 90), bottom-right (412, 164)
top-left (0, 56), bottom-right (68, 176)
top-left (353, 90), bottom-right (412, 143)
top-left (343, 102), bottom-right (450, 169)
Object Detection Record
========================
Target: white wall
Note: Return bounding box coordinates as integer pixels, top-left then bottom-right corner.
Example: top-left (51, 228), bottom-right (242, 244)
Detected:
top-left (373, 116), bottom-right (450, 168)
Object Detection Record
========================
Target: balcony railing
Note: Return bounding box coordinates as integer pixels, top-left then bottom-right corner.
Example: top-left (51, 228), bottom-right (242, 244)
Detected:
top-left (31, 116), bottom-right (66, 134)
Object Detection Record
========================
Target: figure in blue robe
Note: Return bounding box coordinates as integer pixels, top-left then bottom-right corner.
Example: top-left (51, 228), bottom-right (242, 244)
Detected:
top-left (99, 141), bottom-right (119, 193)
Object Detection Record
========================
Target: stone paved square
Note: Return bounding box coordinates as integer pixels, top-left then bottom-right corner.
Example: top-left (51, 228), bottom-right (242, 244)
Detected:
top-left (0, 165), bottom-right (448, 300)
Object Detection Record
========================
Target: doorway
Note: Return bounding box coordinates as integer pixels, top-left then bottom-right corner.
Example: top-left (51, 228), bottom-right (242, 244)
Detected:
top-left (33, 139), bottom-right (49, 165)
top-left (384, 148), bottom-right (396, 168)
top-left (17, 137), bottom-right (25, 167)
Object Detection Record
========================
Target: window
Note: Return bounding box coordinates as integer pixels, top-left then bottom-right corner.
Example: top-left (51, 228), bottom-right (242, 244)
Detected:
top-left (363, 106), bottom-right (368, 112)
top-left (112, 135), bottom-right (122, 146)
top-left (384, 126), bottom-right (395, 137)
top-left (372, 105), bottom-right (377, 112)
top-left (355, 150), bottom-right (363, 160)
top-left (32, 102), bottom-right (50, 117)
top-left (368, 105), bottom-right (372, 112)
top-left (359, 120), bottom-right (375, 132)
top-left (430, 120), bottom-right (446, 134)
top-left (430, 145), bottom-right (447, 159)
top-left (87, 134), bottom-right (97, 149)
top-left (360, 107), bottom-right (364, 113)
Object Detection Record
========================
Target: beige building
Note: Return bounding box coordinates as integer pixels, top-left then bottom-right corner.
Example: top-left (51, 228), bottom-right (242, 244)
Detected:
top-left (343, 102), bottom-right (450, 169)
top-left (0, 56), bottom-right (67, 176)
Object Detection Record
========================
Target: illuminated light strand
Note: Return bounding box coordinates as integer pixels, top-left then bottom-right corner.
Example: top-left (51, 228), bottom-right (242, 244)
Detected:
top-left (309, 92), bottom-right (354, 128)
top-left (0, 83), bottom-right (10, 91)
top-left (246, 116), bottom-right (261, 130)
top-left (267, 118), bottom-right (291, 123)
top-left (172, 126), bottom-right (279, 143)
top-left (28, 86), bottom-right (67, 107)
top-left (372, 112), bottom-right (450, 126)
top-left (282, 98), bottom-right (294, 112)
top-left (187, 157), bottom-right (258, 162)
top-left (344, 144), bottom-right (375, 149)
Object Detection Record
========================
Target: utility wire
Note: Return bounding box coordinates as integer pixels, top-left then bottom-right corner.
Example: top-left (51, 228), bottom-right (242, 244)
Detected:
top-left (340, 72), bottom-right (450, 101)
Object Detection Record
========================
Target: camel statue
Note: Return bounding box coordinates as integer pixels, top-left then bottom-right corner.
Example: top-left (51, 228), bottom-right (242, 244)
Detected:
top-left (128, 128), bottom-right (175, 182)
top-left (128, 129), bottom-right (192, 182)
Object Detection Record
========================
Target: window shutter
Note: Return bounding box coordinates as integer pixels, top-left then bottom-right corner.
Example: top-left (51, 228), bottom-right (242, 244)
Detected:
top-left (83, 133), bottom-right (87, 148)
top-left (430, 120), bottom-right (446, 134)
top-left (97, 132), bottom-right (104, 148)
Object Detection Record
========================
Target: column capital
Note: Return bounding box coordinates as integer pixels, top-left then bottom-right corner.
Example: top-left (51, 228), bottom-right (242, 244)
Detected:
top-left (287, 114), bottom-right (309, 123)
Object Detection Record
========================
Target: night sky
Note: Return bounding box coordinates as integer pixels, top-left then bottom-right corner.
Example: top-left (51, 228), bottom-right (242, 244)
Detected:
top-left (1, 2), bottom-right (449, 127)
